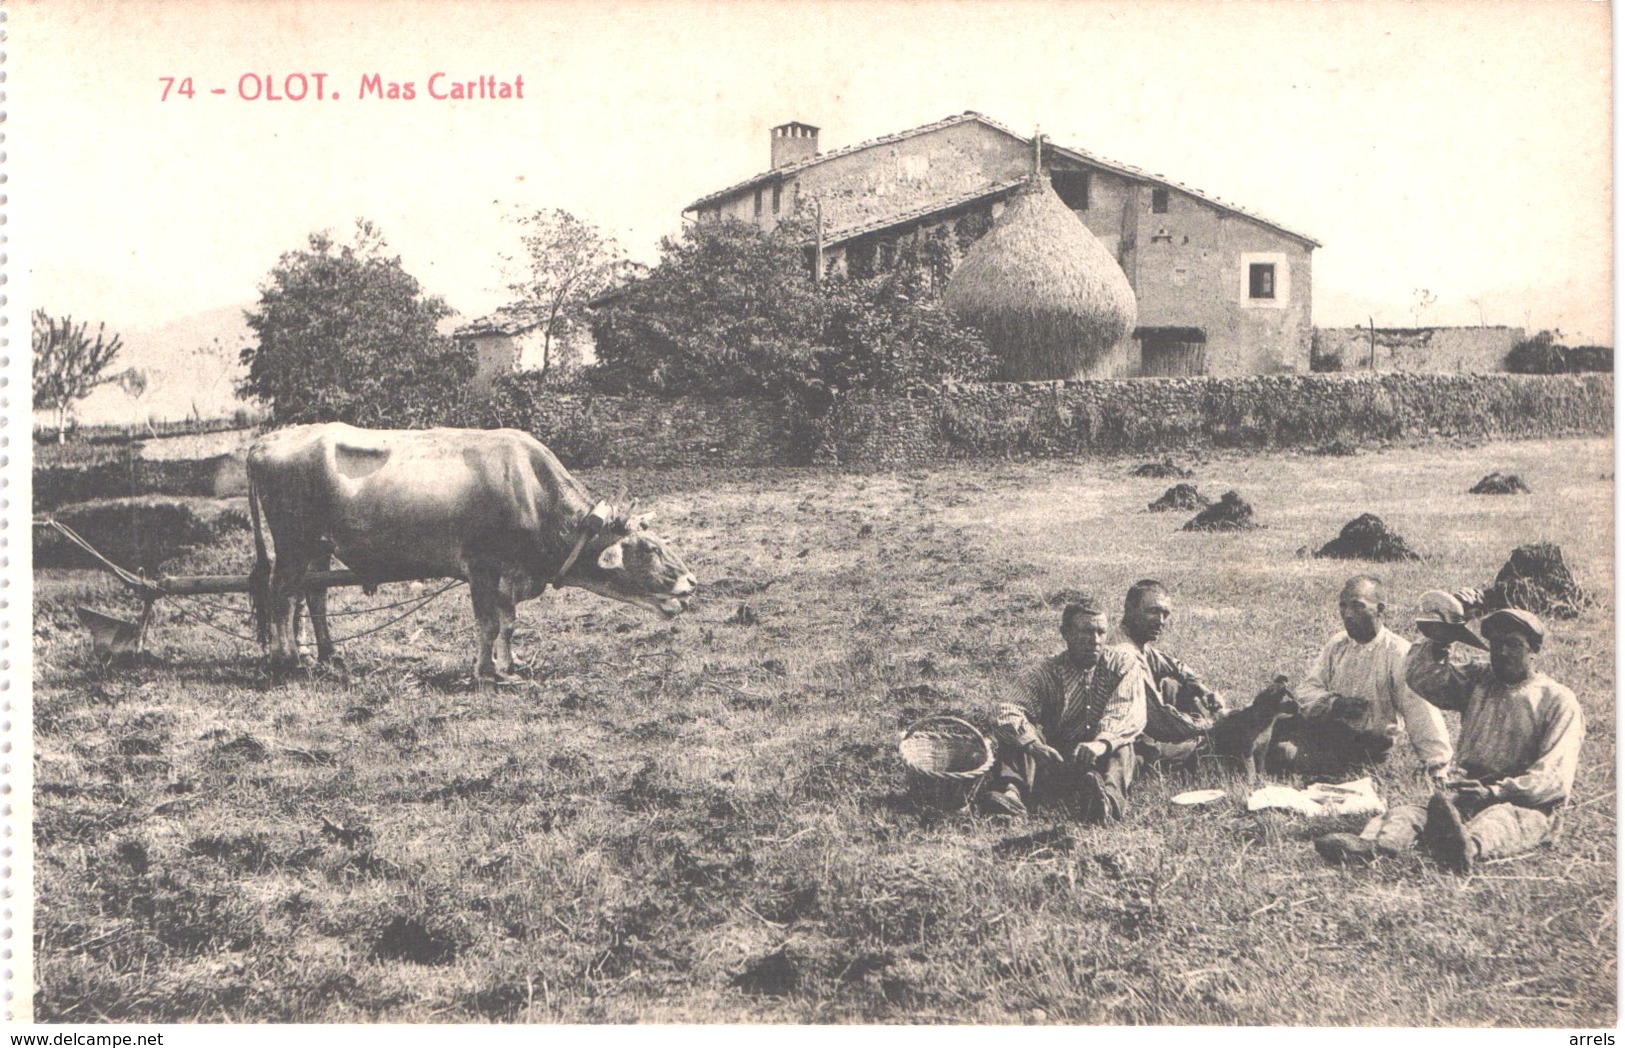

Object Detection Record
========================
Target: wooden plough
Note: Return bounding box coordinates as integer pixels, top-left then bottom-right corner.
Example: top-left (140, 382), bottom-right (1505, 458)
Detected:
top-left (36, 516), bottom-right (458, 655)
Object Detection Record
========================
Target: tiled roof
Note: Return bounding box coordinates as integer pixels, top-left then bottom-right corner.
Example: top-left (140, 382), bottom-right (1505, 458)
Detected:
top-left (821, 177), bottom-right (1029, 246)
top-left (684, 111), bottom-right (1319, 248)
top-left (685, 112), bottom-right (992, 212)
top-left (1045, 141), bottom-right (1320, 248)
top-left (453, 306), bottom-right (544, 338)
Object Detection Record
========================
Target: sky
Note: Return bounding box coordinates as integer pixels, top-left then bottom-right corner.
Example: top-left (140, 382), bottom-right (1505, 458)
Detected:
top-left (14, 0), bottom-right (1616, 355)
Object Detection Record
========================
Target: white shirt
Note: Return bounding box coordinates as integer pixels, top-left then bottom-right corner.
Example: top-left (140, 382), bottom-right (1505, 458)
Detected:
top-left (1299, 625), bottom-right (1454, 769)
top-left (1405, 645), bottom-right (1584, 808)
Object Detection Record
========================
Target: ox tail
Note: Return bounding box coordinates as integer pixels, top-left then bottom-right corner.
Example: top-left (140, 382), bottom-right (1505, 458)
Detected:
top-left (247, 468), bottom-right (272, 648)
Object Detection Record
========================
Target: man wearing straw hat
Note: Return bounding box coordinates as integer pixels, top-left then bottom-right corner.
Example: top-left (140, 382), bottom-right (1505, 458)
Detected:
top-left (1315, 596), bottom-right (1585, 873)
top-left (982, 596), bottom-right (1151, 822)
top-left (1117, 579), bottom-right (1225, 765)
top-left (1270, 574), bottom-right (1453, 780)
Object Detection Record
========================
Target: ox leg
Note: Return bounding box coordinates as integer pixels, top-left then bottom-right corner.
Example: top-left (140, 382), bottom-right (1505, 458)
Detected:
top-left (268, 551), bottom-right (312, 671)
top-left (492, 583), bottom-right (520, 678)
top-left (469, 570), bottom-right (504, 685)
top-left (307, 552), bottom-right (338, 666)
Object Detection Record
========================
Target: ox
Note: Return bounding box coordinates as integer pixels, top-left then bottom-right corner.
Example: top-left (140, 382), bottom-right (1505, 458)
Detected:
top-left (246, 423), bottom-right (696, 681)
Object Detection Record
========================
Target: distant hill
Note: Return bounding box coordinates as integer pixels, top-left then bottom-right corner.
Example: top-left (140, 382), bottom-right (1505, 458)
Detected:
top-left (41, 305), bottom-right (258, 428)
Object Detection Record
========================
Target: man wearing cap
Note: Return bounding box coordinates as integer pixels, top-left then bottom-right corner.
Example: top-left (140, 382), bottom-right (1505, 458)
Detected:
top-left (1315, 604), bottom-right (1585, 873)
top-left (1271, 574), bottom-right (1453, 779)
top-left (982, 597), bottom-right (1151, 823)
top-left (1117, 579), bottom-right (1225, 764)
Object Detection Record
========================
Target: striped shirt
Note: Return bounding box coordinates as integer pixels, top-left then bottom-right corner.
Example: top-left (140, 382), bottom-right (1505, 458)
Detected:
top-left (1405, 644), bottom-right (1585, 810)
top-left (994, 644), bottom-right (1150, 753)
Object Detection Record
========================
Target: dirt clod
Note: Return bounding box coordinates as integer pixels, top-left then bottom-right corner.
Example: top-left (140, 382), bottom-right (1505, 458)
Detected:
top-left (734, 947), bottom-right (804, 996)
top-left (1485, 542), bottom-right (1589, 620)
top-left (1470, 471), bottom-right (1532, 495)
top-left (1181, 491), bottom-right (1260, 531)
top-left (209, 733), bottom-right (270, 762)
top-left (1149, 483), bottom-right (1210, 512)
top-left (1313, 513), bottom-right (1422, 561)
top-left (373, 915), bottom-right (459, 966)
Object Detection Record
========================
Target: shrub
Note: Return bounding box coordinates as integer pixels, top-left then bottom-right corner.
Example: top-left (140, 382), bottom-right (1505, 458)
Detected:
top-left (588, 219), bottom-right (994, 403)
top-left (1507, 331), bottom-right (1613, 375)
top-left (587, 219), bottom-right (825, 397)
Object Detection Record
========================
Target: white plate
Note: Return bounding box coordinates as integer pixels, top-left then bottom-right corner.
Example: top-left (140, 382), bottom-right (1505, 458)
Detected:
top-left (1171, 788), bottom-right (1227, 807)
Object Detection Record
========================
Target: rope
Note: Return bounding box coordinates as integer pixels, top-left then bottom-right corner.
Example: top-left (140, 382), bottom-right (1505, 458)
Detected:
top-left (320, 586), bottom-right (460, 617)
top-left (34, 518), bottom-right (159, 595)
top-left (325, 581), bottom-right (464, 643)
top-left (169, 575), bottom-right (464, 649)
top-left (167, 581), bottom-right (464, 648)
top-left (168, 595), bottom-right (262, 645)
top-left (184, 580), bottom-right (459, 619)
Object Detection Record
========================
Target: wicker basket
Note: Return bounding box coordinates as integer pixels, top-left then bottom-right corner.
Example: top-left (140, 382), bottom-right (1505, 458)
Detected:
top-left (900, 715), bottom-right (994, 808)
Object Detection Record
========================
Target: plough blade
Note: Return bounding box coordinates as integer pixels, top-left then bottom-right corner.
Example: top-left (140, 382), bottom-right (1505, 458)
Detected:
top-left (76, 606), bottom-right (151, 656)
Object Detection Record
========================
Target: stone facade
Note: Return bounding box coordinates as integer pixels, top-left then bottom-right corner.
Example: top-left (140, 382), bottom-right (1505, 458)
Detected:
top-left (686, 113), bottom-right (1318, 377)
top-left (1313, 326), bottom-right (1527, 373)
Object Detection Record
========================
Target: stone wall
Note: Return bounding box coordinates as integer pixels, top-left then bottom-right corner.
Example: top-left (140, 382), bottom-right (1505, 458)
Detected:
top-left (1313, 326), bottom-right (1526, 373)
top-left (34, 374), bottom-right (1612, 507)
top-left (815, 373), bottom-right (1611, 467)
top-left (482, 377), bottom-right (799, 470)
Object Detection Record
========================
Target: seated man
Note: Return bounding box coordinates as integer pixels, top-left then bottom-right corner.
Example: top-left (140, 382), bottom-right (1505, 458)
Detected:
top-left (1117, 579), bottom-right (1225, 764)
top-left (1272, 574), bottom-right (1453, 780)
top-left (1316, 607), bottom-right (1584, 873)
top-left (982, 596), bottom-right (1150, 823)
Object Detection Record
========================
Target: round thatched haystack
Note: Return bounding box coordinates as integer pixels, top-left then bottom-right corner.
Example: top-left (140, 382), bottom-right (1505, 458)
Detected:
top-left (944, 177), bottom-right (1136, 381)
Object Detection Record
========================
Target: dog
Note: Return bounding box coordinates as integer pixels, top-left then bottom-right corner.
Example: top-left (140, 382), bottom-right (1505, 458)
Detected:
top-left (1209, 675), bottom-right (1300, 781)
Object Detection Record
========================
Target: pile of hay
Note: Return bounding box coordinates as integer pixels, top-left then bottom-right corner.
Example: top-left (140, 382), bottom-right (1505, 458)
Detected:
top-left (1470, 471), bottom-right (1531, 495)
top-left (943, 175), bottom-right (1136, 381)
top-left (1181, 491), bottom-right (1260, 531)
top-left (1485, 543), bottom-right (1589, 619)
top-left (1313, 513), bottom-right (1422, 562)
top-left (1149, 483), bottom-right (1210, 512)
top-left (1130, 458), bottom-right (1194, 479)
top-left (35, 495), bottom-right (250, 572)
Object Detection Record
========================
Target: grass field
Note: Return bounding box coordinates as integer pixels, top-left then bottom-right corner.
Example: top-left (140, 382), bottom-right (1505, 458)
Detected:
top-left (30, 437), bottom-right (1616, 1024)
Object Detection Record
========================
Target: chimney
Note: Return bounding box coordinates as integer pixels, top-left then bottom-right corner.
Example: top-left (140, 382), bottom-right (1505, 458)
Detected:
top-left (771, 122), bottom-right (820, 170)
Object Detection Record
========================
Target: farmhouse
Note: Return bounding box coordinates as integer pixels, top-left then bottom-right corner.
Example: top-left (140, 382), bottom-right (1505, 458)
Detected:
top-left (456, 306), bottom-right (599, 391)
top-left (684, 113), bottom-right (1319, 377)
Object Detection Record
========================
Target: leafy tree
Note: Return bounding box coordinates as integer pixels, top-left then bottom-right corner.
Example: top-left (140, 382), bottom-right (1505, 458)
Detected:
top-left (589, 218), bottom-right (826, 396)
top-left (816, 232), bottom-right (995, 398)
top-left (239, 220), bottom-right (473, 425)
top-left (32, 310), bottom-right (124, 440)
top-left (502, 209), bottom-right (626, 377)
top-left (589, 218), bottom-right (993, 405)
top-left (114, 367), bottom-right (158, 437)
